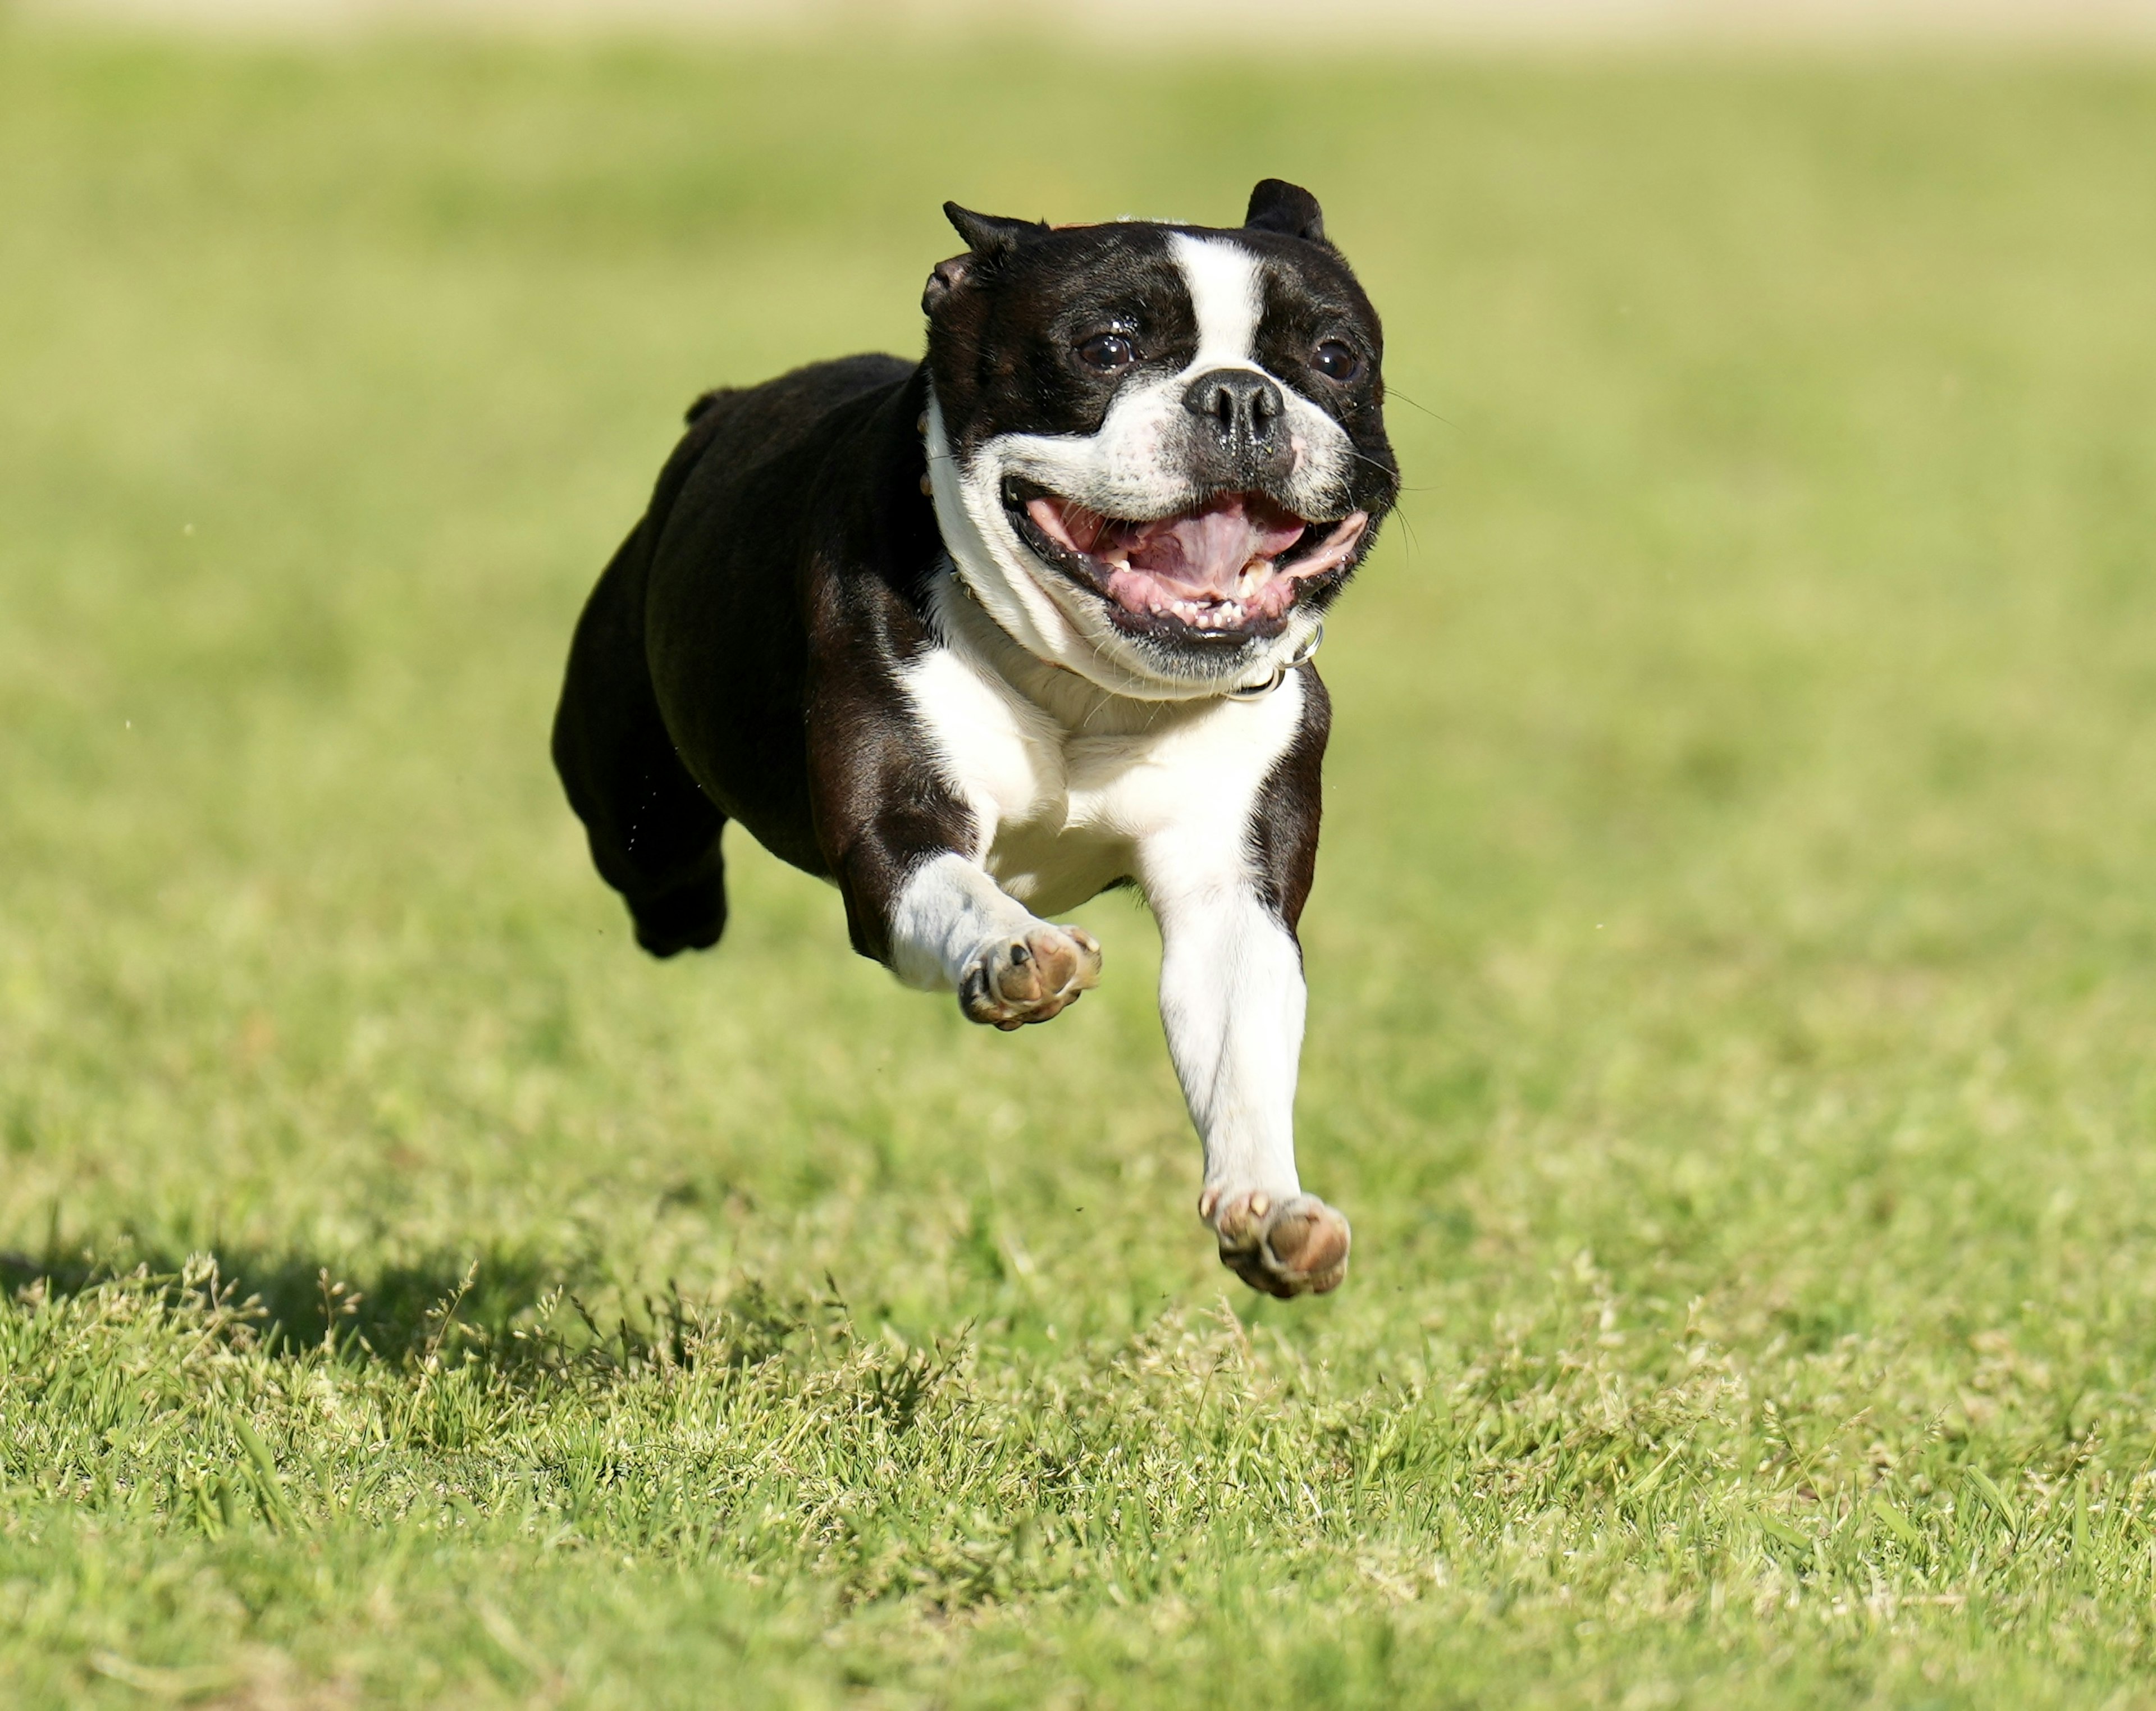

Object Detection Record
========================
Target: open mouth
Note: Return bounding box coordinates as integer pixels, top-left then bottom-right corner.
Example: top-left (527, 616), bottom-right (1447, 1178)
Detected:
top-left (1004, 480), bottom-right (1368, 643)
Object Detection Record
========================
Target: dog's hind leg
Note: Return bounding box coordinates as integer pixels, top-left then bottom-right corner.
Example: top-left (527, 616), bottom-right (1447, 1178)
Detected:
top-left (553, 522), bottom-right (729, 958)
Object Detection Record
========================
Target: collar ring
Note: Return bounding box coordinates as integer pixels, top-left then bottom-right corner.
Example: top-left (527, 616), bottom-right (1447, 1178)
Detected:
top-left (1224, 618), bottom-right (1325, 701)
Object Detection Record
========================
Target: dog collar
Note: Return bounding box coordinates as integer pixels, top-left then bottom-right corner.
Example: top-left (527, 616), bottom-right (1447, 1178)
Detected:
top-left (1224, 619), bottom-right (1324, 701)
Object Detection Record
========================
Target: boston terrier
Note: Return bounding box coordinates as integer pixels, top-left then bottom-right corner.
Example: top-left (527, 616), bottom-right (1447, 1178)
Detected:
top-left (552, 180), bottom-right (1397, 1297)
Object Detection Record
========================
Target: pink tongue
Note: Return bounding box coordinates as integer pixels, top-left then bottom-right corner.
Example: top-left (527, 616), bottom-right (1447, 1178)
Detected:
top-left (1120, 498), bottom-right (1308, 594)
top-left (1028, 493), bottom-right (1306, 595)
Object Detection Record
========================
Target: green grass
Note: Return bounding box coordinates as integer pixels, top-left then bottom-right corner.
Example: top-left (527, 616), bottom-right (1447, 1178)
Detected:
top-left (5, 30), bottom-right (2156, 1708)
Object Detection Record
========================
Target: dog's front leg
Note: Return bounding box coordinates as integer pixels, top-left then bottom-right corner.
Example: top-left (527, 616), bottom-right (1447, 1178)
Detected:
top-left (821, 815), bottom-right (1102, 1030)
top-left (805, 582), bottom-right (1100, 1030)
top-left (886, 851), bottom-right (1102, 1029)
top-left (1150, 880), bottom-right (1350, 1297)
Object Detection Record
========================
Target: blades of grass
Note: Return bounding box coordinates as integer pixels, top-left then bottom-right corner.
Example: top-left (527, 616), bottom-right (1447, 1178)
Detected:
top-left (1871, 1496), bottom-right (1923, 1550)
top-left (1963, 1468), bottom-right (2020, 1540)
top-left (2072, 1472), bottom-right (2091, 1579)
top-left (231, 1413), bottom-right (299, 1534)
top-left (1619, 1445), bottom-right (1682, 1507)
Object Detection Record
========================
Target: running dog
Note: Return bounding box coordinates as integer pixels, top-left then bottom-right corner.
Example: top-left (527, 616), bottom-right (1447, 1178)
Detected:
top-left (553, 180), bottom-right (1397, 1295)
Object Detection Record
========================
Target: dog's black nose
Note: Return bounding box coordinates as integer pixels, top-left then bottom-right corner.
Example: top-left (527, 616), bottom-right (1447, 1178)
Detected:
top-left (1183, 367), bottom-right (1285, 459)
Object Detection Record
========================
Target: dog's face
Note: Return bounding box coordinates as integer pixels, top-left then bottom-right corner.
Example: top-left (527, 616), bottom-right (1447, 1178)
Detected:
top-left (923, 180), bottom-right (1397, 698)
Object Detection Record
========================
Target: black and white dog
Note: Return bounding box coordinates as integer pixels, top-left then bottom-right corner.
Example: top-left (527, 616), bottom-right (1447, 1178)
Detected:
top-left (553, 180), bottom-right (1396, 1297)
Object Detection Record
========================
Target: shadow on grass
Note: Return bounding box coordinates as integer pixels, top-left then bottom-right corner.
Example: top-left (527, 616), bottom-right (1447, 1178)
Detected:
top-left (0, 1238), bottom-right (834, 1380)
top-left (1, 1239), bottom-right (553, 1356)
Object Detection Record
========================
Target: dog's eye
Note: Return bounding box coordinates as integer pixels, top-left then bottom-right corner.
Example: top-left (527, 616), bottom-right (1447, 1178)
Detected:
top-left (1076, 333), bottom-right (1136, 373)
top-left (1312, 340), bottom-right (1362, 383)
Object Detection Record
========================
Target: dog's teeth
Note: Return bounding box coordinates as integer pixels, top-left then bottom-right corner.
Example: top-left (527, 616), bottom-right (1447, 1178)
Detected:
top-left (1173, 600), bottom-right (1242, 631)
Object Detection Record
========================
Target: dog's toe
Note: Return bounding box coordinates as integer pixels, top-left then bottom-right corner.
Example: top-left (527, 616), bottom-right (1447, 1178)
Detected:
top-left (1208, 1190), bottom-right (1350, 1298)
top-left (960, 924), bottom-right (1102, 1028)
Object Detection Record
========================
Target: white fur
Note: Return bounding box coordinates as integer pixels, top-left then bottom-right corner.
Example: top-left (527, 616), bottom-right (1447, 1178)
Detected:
top-left (1173, 230), bottom-right (1263, 367)
top-left (1154, 888), bottom-right (1307, 1204)
top-left (887, 852), bottom-right (1040, 992)
top-left (926, 232), bottom-right (1356, 701)
top-left (889, 579), bottom-right (1309, 1200)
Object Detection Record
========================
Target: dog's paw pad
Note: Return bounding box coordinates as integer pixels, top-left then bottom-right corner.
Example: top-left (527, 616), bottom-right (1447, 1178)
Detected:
top-left (1208, 1190), bottom-right (1350, 1298)
top-left (960, 924), bottom-right (1102, 1028)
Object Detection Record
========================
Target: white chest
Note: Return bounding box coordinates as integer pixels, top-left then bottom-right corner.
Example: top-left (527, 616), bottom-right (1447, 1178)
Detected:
top-left (899, 633), bottom-right (1305, 916)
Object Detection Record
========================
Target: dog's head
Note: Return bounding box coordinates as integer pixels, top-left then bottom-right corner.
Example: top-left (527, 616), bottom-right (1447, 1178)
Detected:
top-left (922, 180), bottom-right (1397, 699)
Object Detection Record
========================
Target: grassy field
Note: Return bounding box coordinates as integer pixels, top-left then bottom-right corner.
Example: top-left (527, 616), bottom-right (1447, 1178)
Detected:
top-left (5, 32), bottom-right (2156, 1709)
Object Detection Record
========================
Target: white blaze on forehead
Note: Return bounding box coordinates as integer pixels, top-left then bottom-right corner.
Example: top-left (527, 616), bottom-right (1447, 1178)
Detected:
top-left (1168, 232), bottom-right (1263, 369)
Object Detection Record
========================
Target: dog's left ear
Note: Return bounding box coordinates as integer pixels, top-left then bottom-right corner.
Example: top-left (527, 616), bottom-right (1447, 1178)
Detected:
top-left (925, 202), bottom-right (1049, 314)
top-left (922, 254), bottom-right (972, 315)
top-left (1243, 179), bottom-right (1327, 244)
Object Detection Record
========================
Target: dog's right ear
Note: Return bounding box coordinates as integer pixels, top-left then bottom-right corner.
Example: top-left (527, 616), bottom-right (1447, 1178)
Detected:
top-left (925, 203), bottom-right (1047, 314)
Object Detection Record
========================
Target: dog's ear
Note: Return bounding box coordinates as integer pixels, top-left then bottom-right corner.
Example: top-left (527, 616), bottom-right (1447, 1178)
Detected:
top-left (1243, 179), bottom-right (1326, 244)
top-left (944, 202), bottom-right (1046, 256)
top-left (922, 253), bottom-right (972, 315)
top-left (925, 203), bottom-right (1048, 314)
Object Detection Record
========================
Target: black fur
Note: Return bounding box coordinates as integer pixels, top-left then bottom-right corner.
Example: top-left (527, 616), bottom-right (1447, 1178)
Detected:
top-left (1246, 668), bottom-right (1331, 936)
top-left (555, 182), bottom-right (1391, 968)
top-left (1244, 178), bottom-right (1328, 245)
top-left (553, 355), bottom-right (966, 956)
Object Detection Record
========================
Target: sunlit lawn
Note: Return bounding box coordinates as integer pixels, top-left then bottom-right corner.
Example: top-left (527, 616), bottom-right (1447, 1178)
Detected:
top-left (5, 31), bottom-right (2156, 1708)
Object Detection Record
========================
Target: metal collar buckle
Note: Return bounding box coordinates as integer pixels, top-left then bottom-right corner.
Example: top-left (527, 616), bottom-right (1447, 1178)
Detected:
top-left (1224, 619), bottom-right (1324, 701)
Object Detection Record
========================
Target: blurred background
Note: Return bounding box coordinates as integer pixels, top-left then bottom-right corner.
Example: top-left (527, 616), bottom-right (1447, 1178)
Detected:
top-left (20, 0), bottom-right (2156, 42)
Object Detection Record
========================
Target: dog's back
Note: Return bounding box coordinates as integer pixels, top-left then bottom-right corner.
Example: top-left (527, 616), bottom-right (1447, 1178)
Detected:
top-left (551, 353), bottom-right (916, 955)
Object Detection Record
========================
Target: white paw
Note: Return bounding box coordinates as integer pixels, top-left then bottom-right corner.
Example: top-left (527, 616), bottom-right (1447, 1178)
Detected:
top-left (1203, 1188), bottom-right (1351, 1298)
top-left (958, 924), bottom-right (1102, 1030)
